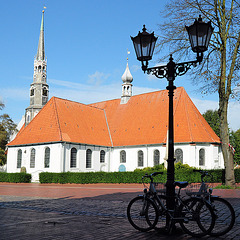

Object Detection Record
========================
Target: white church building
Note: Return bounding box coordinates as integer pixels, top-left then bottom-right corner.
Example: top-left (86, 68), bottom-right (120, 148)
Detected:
top-left (6, 11), bottom-right (224, 182)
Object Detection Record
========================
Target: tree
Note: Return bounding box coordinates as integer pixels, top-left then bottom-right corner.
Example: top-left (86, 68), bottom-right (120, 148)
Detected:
top-left (230, 129), bottom-right (240, 166)
top-left (0, 102), bottom-right (4, 110)
top-left (202, 109), bottom-right (220, 137)
top-left (157, 0), bottom-right (240, 186)
top-left (0, 148), bottom-right (6, 166)
top-left (0, 102), bottom-right (17, 166)
top-left (0, 114), bottom-right (18, 142)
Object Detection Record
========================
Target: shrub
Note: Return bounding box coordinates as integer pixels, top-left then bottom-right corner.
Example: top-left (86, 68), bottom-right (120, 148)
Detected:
top-left (39, 168), bottom-right (240, 184)
top-left (0, 172), bottom-right (31, 183)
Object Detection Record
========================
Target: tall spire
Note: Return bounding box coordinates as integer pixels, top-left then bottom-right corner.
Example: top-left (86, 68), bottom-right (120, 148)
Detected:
top-left (25, 9), bottom-right (49, 126)
top-left (36, 10), bottom-right (45, 61)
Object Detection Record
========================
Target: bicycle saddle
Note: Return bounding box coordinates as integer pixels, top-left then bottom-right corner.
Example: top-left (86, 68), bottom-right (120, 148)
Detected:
top-left (174, 181), bottom-right (188, 188)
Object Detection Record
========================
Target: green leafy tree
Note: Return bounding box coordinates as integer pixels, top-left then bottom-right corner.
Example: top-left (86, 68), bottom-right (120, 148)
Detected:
top-left (157, 0), bottom-right (240, 186)
top-left (230, 129), bottom-right (240, 166)
top-left (0, 124), bottom-right (8, 150)
top-left (203, 110), bottom-right (220, 137)
top-left (0, 148), bottom-right (6, 166)
top-left (0, 101), bottom-right (17, 165)
top-left (0, 114), bottom-right (17, 142)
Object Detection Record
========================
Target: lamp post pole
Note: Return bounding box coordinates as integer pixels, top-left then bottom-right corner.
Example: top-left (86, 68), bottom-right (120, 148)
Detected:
top-left (131, 15), bottom-right (213, 232)
top-left (166, 55), bottom-right (176, 214)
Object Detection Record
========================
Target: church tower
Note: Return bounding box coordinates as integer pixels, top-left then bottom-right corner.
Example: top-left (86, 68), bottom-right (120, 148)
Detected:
top-left (25, 10), bottom-right (49, 125)
top-left (121, 58), bottom-right (133, 104)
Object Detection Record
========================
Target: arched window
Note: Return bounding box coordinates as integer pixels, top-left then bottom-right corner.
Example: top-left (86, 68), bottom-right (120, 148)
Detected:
top-left (86, 149), bottom-right (92, 168)
top-left (70, 148), bottom-right (77, 168)
top-left (199, 148), bottom-right (205, 166)
top-left (138, 150), bottom-right (144, 167)
top-left (154, 150), bottom-right (160, 166)
top-left (175, 148), bottom-right (183, 163)
top-left (100, 150), bottom-right (105, 163)
top-left (30, 148), bottom-right (36, 168)
top-left (42, 87), bottom-right (48, 96)
top-left (120, 150), bottom-right (126, 163)
top-left (17, 149), bottom-right (22, 168)
top-left (30, 88), bottom-right (34, 96)
top-left (44, 147), bottom-right (50, 168)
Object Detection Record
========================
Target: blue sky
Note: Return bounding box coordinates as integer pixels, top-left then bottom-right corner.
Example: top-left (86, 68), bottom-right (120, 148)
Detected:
top-left (0, 0), bottom-right (239, 131)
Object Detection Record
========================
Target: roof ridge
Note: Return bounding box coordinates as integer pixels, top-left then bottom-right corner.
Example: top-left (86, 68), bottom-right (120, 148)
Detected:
top-left (182, 88), bottom-right (194, 142)
top-left (52, 97), bottom-right (63, 141)
top-left (53, 96), bottom-right (107, 111)
top-left (185, 92), bottom-right (219, 142)
top-left (90, 89), bottom-right (168, 106)
top-left (103, 109), bottom-right (113, 147)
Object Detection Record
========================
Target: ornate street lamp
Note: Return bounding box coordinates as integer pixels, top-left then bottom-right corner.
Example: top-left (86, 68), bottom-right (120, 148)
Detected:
top-left (131, 15), bottom-right (213, 231)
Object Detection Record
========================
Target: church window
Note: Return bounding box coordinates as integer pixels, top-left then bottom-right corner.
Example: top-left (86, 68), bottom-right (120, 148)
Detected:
top-left (42, 87), bottom-right (48, 96)
top-left (175, 148), bottom-right (183, 163)
top-left (30, 148), bottom-right (36, 168)
top-left (154, 150), bottom-right (160, 166)
top-left (44, 147), bottom-right (50, 168)
top-left (27, 114), bottom-right (30, 123)
top-left (120, 150), bottom-right (126, 163)
top-left (100, 150), bottom-right (105, 163)
top-left (70, 148), bottom-right (77, 168)
top-left (138, 150), bottom-right (144, 167)
top-left (199, 148), bottom-right (205, 166)
top-left (30, 88), bottom-right (34, 96)
top-left (17, 149), bottom-right (22, 168)
top-left (86, 149), bottom-right (92, 168)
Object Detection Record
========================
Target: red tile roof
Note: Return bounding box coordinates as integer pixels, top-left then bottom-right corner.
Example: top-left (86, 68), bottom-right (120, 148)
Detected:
top-left (8, 87), bottom-right (220, 147)
top-left (8, 97), bottom-right (112, 146)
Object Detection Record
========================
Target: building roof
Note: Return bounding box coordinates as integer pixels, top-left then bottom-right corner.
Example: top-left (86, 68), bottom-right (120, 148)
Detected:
top-left (9, 97), bottom-right (112, 146)
top-left (8, 87), bottom-right (220, 147)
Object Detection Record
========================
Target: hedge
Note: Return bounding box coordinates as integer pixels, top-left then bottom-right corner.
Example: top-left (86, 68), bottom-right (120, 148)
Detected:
top-left (0, 172), bottom-right (32, 183)
top-left (39, 169), bottom-right (240, 184)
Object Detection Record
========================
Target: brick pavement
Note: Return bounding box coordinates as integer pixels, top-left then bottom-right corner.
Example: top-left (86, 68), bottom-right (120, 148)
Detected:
top-left (0, 184), bottom-right (240, 240)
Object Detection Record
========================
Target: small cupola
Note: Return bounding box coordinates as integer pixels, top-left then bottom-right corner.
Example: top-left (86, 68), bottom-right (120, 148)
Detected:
top-left (121, 54), bottom-right (133, 104)
top-left (121, 62), bottom-right (133, 83)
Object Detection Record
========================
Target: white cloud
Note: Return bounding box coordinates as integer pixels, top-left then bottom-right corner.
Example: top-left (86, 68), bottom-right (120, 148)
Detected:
top-left (87, 71), bottom-right (111, 86)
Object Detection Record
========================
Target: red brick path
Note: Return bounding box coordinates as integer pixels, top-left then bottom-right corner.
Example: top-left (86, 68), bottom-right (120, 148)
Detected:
top-left (0, 182), bottom-right (239, 199)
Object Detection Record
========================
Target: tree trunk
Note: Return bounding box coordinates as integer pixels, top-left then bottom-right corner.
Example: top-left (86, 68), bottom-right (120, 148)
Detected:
top-left (219, 99), bottom-right (235, 186)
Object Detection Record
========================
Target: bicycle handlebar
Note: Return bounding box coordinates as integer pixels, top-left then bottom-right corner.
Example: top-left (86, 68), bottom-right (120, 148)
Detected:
top-left (142, 172), bottom-right (163, 181)
top-left (193, 169), bottom-right (212, 182)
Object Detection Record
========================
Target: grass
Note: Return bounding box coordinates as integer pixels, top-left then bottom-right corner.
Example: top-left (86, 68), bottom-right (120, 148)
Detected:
top-left (213, 185), bottom-right (240, 189)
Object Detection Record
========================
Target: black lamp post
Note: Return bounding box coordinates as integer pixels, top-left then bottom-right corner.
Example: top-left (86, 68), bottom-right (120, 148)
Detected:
top-left (131, 16), bottom-right (213, 230)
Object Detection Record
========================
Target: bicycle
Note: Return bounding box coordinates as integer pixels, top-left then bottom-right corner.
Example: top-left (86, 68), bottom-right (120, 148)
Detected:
top-left (186, 169), bottom-right (235, 236)
top-left (127, 172), bottom-right (216, 237)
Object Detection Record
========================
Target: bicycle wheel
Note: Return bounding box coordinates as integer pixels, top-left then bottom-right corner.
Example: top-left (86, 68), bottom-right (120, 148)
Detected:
top-left (209, 197), bottom-right (235, 236)
top-left (127, 196), bottom-right (159, 232)
top-left (153, 195), bottom-right (168, 231)
top-left (179, 197), bottom-right (215, 237)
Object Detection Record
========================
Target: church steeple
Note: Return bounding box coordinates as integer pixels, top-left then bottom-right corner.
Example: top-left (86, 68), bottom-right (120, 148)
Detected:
top-left (121, 54), bottom-right (133, 104)
top-left (36, 10), bottom-right (45, 61)
top-left (25, 9), bottom-right (49, 126)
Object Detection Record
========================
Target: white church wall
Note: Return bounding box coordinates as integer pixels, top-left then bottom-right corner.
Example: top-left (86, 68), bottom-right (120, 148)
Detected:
top-left (109, 143), bottom-right (224, 173)
top-left (7, 143), bottom-right (63, 182)
top-left (110, 145), bottom-right (166, 172)
top-left (6, 141), bottom-right (224, 182)
top-left (63, 144), bottom-right (111, 173)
